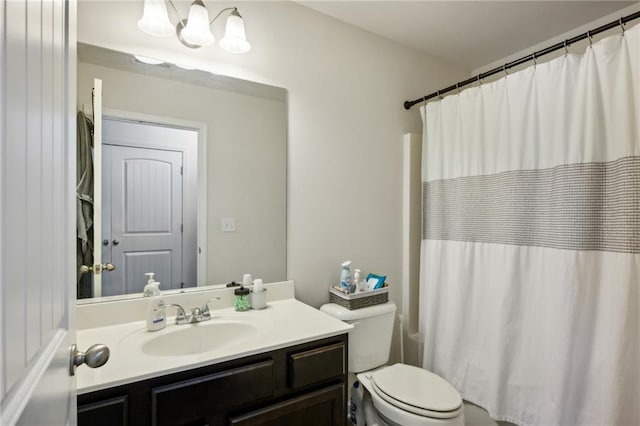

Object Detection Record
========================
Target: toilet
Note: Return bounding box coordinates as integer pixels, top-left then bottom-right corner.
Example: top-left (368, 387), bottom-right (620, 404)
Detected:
top-left (320, 302), bottom-right (464, 426)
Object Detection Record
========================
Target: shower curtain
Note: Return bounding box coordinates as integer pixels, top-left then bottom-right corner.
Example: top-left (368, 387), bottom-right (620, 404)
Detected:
top-left (419, 24), bottom-right (639, 425)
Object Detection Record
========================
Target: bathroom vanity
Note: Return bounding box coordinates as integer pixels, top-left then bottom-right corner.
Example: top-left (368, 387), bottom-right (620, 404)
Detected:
top-left (76, 283), bottom-right (351, 426)
top-left (78, 334), bottom-right (347, 426)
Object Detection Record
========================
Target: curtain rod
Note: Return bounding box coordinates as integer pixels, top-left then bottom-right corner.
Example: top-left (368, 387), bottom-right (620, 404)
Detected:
top-left (404, 10), bottom-right (640, 110)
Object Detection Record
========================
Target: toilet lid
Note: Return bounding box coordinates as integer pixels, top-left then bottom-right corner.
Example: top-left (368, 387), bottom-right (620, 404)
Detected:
top-left (370, 364), bottom-right (462, 416)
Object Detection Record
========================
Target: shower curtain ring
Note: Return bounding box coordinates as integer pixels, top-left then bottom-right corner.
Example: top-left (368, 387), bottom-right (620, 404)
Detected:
top-left (437, 90), bottom-right (442, 100)
top-left (456, 83), bottom-right (460, 94)
top-left (619, 18), bottom-right (626, 35)
top-left (587, 30), bottom-right (593, 47)
top-left (503, 64), bottom-right (509, 76)
top-left (532, 53), bottom-right (537, 67)
top-left (563, 40), bottom-right (569, 56)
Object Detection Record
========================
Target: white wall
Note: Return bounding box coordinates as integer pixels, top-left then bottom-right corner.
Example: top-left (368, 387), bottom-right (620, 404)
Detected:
top-left (77, 61), bottom-right (287, 285)
top-left (472, 3), bottom-right (640, 76)
top-left (76, 1), bottom-right (468, 320)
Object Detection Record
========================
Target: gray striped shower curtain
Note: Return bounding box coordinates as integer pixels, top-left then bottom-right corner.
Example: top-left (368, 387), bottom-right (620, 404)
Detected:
top-left (419, 23), bottom-right (639, 426)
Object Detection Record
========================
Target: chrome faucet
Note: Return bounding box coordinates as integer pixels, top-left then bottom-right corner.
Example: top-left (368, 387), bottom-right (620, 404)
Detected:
top-left (188, 307), bottom-right (206, 323)
top-left (164, 303), bottom-right (190, 325)
top-left (201, 297), bottom-right (221, 320)
top-left (164, 297), bottom-right (221, 325)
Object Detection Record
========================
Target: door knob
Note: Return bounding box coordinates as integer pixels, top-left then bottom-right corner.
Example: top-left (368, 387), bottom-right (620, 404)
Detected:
top-left (69, 343), bottom-right (110, 376)
top-left (79, 263), bottom-right (115, 274)
top-left (112, 239), bottom-right (120, 246)
top-left (103, 239), bottom-right (109, 246)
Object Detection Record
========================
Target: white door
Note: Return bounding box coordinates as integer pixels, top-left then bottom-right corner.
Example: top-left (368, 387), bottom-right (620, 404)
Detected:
top-left (0, 0), bottom-right (88, 425)
top-left (102, 145), bottom-right (184, 295)
top-left (102, 116), bottom-right (199, 291)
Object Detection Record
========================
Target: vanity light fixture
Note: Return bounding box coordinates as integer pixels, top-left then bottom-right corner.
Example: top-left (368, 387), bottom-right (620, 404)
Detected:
top-left (137, 0), bottom-right (251, 54)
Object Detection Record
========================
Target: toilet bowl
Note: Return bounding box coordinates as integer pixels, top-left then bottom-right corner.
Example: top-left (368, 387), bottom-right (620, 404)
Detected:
top-left (319, 302), bottom-right (464, 426)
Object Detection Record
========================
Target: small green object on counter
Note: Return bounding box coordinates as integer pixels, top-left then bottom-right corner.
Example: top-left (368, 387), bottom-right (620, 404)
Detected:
top-left (234, 286), bottom-right (251, 311)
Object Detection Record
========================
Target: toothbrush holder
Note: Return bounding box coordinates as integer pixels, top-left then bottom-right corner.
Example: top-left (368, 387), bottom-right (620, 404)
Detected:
top-left (251, 289), bottom-right (267, 310)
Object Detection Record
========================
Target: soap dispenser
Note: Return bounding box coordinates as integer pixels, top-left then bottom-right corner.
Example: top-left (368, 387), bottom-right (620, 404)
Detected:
top-left (143, 272), bottom-right (156, 297)
top-left (146, 282), bottom-right (166, 332)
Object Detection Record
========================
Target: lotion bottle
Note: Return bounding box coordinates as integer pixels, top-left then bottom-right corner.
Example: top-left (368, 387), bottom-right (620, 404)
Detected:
top-left (146, 282), bottom-right (166, 332)
top-left (353, 269), bottom-right (361, 293)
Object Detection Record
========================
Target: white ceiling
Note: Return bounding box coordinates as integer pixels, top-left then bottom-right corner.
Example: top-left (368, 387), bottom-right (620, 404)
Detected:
top-left (298, 1), bottom-right (637, 70)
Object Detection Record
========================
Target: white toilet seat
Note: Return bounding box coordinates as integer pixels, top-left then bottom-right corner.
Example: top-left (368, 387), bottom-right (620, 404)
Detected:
top-left (370, 379), bottom-right (462, 419)
top-left (370, 364), bottom-right (462, 418)
top-left (358, 364), bottom-right (464, 426)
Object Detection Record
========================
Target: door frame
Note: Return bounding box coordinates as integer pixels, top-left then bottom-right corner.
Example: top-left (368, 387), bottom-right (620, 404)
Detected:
top-left (102, 108), bottom-right (208, 287)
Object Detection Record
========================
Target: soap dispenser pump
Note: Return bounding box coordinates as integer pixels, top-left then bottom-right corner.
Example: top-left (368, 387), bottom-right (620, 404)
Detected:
top-left (146, 282), bottom-right (166, 332)
top-left (143, 272), bottom-right (156, 297)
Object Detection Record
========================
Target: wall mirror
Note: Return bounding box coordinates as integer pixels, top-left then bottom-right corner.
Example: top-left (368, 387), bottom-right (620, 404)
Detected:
top-left (76, 43), bottom-right (287, 303)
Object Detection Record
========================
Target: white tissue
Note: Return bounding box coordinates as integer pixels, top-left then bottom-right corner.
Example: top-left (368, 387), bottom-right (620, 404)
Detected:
top-left (367, 278), bottom-right (378, 291)
top-left (253, 278), bottom-right (264, 292)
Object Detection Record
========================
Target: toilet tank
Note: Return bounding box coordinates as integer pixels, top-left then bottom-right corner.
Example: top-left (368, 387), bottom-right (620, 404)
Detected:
top-left (320, 302), bottom-right (397, 373)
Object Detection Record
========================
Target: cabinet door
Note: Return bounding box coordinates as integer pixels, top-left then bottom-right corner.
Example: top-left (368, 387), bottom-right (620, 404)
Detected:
top-left (78, 395), bottom-right (128, 426)
top-left (229, 384), bottom-right (345, 426)
top-left (288, 342), bottom-right (345, 389)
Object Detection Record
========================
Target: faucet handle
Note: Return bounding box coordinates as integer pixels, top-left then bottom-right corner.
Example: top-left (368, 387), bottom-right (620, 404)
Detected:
top-left (201, 297), bottom-right (221, 319)
top-left (165, 303), bottom-right (188, 325)
top-left (191, 307), bottom-right (202, 319)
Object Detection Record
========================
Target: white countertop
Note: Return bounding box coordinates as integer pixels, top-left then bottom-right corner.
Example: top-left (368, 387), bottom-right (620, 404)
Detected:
top-left (76, 298), bottom-right (352, 394)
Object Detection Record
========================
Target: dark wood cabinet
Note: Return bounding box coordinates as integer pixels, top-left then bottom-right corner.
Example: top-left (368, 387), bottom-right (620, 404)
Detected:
top-left (77, 395), bottom-right (128, 426)
top-left (152, 360), bottom-right (275, 426)
top-left (229, 384), bottom-right (344, 426)
top-left (77, 334), bottom-right (348, 426)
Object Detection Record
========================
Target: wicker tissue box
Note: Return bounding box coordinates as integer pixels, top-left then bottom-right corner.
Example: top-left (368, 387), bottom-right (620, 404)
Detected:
top-left (329, 286), bottom-right (389, 310)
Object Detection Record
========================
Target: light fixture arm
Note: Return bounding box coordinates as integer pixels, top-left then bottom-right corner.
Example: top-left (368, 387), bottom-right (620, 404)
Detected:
top-left (165, 0), bottom-right (186, 29)
top-left (209, 7), bottom-right (237, 26)
top-left (164, 1), bottom-right (236, 30)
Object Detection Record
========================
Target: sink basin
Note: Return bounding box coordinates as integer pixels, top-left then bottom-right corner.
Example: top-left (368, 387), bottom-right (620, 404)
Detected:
top-left (140, 320), bottom-right (259, 357)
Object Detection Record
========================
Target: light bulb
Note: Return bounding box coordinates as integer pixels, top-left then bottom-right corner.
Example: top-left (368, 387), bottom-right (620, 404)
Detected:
top-left (180, 0), bottom-right (215, 47)
top-left (137, 0), bottom-right (175, 37)
top-left (220, 9), bottom-right (251, 54)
